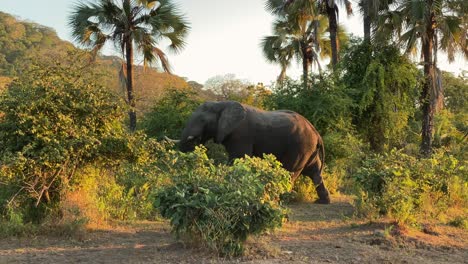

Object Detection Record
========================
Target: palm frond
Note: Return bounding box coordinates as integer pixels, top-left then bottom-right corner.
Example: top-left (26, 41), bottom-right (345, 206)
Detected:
top-left (438, 15), bottom-right (467, 61)
top-left (151, 46), bottom-right (171, 73)
top-left (265, 0), bottom-right (290, 15)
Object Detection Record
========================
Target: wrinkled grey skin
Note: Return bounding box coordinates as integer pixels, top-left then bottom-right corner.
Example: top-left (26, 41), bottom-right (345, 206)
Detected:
top-left (179, 101), bottom-right (330, 204)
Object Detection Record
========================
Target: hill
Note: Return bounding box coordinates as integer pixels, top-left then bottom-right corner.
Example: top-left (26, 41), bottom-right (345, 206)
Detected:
top-left (0, 11), bottom-right (199, 113)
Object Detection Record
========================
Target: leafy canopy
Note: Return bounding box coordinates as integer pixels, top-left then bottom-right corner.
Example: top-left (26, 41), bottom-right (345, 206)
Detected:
top-left (69, 0), bottom-right (190, 71)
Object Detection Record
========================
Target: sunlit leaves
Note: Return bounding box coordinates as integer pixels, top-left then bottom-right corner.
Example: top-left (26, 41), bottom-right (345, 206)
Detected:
top-left (155, 149), bottom-right (290, 256)
top-left (0, 51), bottom-right (126, 212)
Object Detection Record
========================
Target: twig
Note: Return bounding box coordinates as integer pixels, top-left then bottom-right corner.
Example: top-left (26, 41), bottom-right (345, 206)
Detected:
top-left (35, 166), bottom-right (63, 207)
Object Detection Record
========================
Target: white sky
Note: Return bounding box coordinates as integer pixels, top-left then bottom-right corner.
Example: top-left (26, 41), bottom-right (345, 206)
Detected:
top-left (1, 0), bottom-right (466, 84)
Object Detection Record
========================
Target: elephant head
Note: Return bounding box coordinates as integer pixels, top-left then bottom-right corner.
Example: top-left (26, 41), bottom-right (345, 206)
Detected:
top-left (179, 101), bottom-right (247, 152)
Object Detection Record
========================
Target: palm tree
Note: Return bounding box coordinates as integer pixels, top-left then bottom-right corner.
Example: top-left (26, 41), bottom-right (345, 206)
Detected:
top-left (262, 17), bottom-right (320, 88)
top-left (376, 0), bottom-right (467, 155)
top-left (262, 15), bottom-right (348, 87)
top-left (358, 0), bottom-right (392, 41)
top-left (261, 34), bottom-right (294, 84)
top-left (264, 0), bottom-right (349, 87)
top-left (318, 0), bottom-right (353, 68)
top-left (69, 0), bottom-right (189, 131)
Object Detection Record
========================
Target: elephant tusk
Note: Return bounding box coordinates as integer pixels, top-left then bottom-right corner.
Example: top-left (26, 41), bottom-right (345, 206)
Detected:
top-left (163, 136), bottom-right (180, 143)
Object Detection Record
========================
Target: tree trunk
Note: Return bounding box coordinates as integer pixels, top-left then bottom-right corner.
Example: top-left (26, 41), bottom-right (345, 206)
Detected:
top-left (363, 0), bottom-right (371, 41)
top-left (326, 4), bottom-right (339, 68)
top-left (420, 2), bottom-right (435, 156)
top-left (433, 34), bottom-right (444, 113)
top-left (302, 43), bottom-right (310, 89)
top-left (277, 67), bottom-right (286, 84)
top-left (126, 40), bottom-right (137, 132)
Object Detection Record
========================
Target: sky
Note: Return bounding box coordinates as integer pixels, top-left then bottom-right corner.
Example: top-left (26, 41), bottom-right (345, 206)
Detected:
top-left (1, 0), bottom-right (466, 85)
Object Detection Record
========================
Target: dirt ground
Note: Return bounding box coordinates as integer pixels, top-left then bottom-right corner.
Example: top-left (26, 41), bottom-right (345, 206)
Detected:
top-left (0, 195), bottom-right (466, 264)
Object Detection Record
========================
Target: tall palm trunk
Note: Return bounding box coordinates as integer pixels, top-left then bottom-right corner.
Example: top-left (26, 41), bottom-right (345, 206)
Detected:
top-left (363, 0), bottom-right (371, 41)
top-left (277, 67), bottom-right (287, 84)
top-left (125, 40), bottom-right (137, 132)
top-left (326, 4), bottom-right (339, 68)
top-left (301, 43), bottom-right (310, 89)
top-left (420, 1), bottom-right (435, 156)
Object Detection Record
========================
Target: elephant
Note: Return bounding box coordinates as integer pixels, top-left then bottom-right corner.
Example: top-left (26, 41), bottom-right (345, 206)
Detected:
top-left (177, 101), bottom-right (330, 204)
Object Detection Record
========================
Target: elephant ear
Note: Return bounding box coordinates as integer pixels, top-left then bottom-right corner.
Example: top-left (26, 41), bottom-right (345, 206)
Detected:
top-left (216, 102), bottom-right (246, 143)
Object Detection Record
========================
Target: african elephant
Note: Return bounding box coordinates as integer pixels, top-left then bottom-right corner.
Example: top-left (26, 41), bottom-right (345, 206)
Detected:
top-left (177, 101), bottom-right (330, 204)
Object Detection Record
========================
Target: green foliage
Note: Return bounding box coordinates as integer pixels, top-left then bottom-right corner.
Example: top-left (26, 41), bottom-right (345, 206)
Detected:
top-left (291, 176), bottom-right (316, 202)
top-left (266, 75), bottom-right (353, 134)
top-left (204, 140), bottom-right (230, 165)
top-left (340, 40), bottom-right (420, 152)
top-left (155, 148), bottom-right (291, 256)
top-left (433, 109), bottom-right (467, 151)
top-left (106, 138), bottom-right (181, 220)
top-left (0, 53), bottom-right (127, 222)
top-left (352, 150), bottom-right (467, 224)
top-left (0, 12), bottom-right (74, 76)
top-left (0, 208), bottom-right (37, 237)
top-left (69, 163), bottom-right (156, 222)
top-left (142, 89), bottom-right (201, 139)
top-left (443, 71), bottom-right (468, 114)
top-left (433, 72), bottom-right (468, 153)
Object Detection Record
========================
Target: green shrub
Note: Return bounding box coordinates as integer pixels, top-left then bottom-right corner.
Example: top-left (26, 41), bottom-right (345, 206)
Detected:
top-left (352, 149), bottom-right (467, 224)
top-left (204, 140), bottom-right (229, 165)
top-left (0, 53), bottom-right (127, 223)
top-left (291, 176), bottom-right (316, 202)
top-left (142, 88), bottom-right (201, 139)
top-left (155, 148), bottom-right (291, 256)
top-left (0, 208), bottom-right (37, 237)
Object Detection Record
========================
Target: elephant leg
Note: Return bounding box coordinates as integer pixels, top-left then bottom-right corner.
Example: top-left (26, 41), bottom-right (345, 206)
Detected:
top-left (302, 161), bottom-right (330, 204)
top-left (224, 141), bottom-right (253, 162)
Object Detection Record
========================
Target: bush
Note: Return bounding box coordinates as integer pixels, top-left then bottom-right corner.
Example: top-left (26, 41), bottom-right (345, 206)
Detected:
top-left (155, 148), bottom-right (291, 256)
top-left (142, 89), bottom-right (201, 139)
top-left (0, 53), bottom-right (127, 223)
top-left (290, 176), bottom-right (316, 202)
top-left (352, 149), bottom-right (467, 224)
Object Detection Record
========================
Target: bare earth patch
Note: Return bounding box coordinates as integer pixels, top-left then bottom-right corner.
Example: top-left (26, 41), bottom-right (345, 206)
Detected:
top-left (0, 195), bottom-right (466, 264)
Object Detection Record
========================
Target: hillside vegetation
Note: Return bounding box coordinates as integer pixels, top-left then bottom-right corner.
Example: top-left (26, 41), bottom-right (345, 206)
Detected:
top-left (0, 12), bottom-right (194, 114)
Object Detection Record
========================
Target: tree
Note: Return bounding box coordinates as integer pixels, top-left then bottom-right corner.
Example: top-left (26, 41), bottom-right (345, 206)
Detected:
top-left (263, 1), bottom-right (348, 87)
top-left (69, 0), bottom-right (189, 131)
top-left (264, 0), bottom-right (320, 86)
top-left (341, 40), bottom-right (420, 152)
top-left (442, 71), bottom-right (468, 114)
top-left (376, 0), bottom-right (467, 155)
top-left (261, 16), bottom-right (321, 88)
top-left (318, 0), bottom-right (353, 68)
top-left (204, 74), bottom-right (252, 101)
top-left (358, 0), bottom-right (392, 41)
